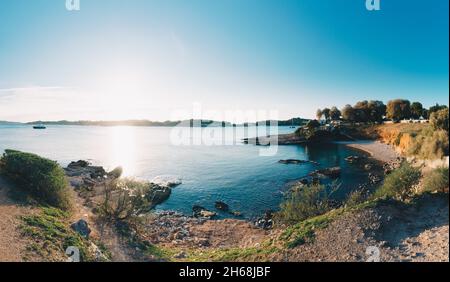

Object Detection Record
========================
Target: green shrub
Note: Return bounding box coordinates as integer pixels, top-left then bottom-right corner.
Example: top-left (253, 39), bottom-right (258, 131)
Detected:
top-left (276, 183), bottom-right (336, 225)
top-left (407, 127), bottom-right (449, 160)
top-left (422, 167), bottom-right (449, 193)
top-left (374, 162), bottom-right (421, 201)
top-left (99, 178), bottom-right (167, 220)
top-left (0, 150), bottom-right (71, 210)
top-left (430, 108), bottom-right (449, 132)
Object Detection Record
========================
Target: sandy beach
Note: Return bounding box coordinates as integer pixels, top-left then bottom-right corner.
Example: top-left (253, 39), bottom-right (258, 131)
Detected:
top-left (344, 141), bottom-right (400, 163)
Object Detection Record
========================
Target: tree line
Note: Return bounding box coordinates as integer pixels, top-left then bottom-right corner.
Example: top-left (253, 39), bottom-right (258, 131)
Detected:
top-left (316, 100), bottom-right (448, 123)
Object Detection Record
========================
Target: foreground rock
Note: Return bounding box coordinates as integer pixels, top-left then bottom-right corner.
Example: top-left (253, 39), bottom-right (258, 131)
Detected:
top-left (65, 161), bottom-right (124, 193)
top-left (65, 160), bottom-right (107, 179)
top-left (148, 184), bottom-right (172, 208)
top-left (71, 219), bottom-right (91, 238)
top-left (254, 211), bottom-right (274, 230)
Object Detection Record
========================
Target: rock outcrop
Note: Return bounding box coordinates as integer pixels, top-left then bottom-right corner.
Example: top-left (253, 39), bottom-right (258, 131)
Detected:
top-left (71, 219), bottom-right (91, 238)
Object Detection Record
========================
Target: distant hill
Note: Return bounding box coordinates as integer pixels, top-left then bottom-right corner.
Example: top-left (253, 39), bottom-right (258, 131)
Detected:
top-left (0, 121), bottom-right (22, 125)
top-left (25, 118), bottom-right (310, 127)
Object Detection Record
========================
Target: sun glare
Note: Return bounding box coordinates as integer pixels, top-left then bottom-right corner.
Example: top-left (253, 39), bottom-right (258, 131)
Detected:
top-left (108, 126), bottom-right (137, 177)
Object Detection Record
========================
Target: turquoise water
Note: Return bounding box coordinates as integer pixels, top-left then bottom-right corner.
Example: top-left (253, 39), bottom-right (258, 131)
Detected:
top-left (0, 125), bottom-right (370, 218)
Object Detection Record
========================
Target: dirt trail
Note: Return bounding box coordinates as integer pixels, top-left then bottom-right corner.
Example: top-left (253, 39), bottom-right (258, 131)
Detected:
top-left (0, 177), bottom-right (35, 262)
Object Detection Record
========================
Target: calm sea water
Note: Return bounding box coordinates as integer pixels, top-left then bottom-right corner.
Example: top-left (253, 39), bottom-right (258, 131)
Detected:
top-left (0, 125), bottom-right (370, 218)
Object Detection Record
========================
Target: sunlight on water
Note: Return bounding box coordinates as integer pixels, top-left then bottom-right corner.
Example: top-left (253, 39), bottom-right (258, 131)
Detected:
top-left (108, 126), bottom-right (137, 177)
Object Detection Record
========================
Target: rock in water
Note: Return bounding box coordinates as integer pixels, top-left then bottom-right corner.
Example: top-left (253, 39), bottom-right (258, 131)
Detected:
top-left (310, 167), bottom-right (341, 179)
top-left (71, 219), bottom-right (91, 238)
top-left (279, 159), bottom-right (319, 165)
top-left (215, 201), bottom-right (229, 211)
top-left (192, 205), bottom-right (217, 219)
top-left (147, 184), bottom-right (172, 208)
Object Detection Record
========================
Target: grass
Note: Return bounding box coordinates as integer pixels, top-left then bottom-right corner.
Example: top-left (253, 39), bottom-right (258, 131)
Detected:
top-left (422, 167), bottom-right (449, 193)
top-left (373, 162), bottom-right (421, 201)
top-left (276, 183), bottom-right (337, 225)
top-left (19, 207), bottom-right (94, 262)
top-left (186, 240), bottom-right (279, 262)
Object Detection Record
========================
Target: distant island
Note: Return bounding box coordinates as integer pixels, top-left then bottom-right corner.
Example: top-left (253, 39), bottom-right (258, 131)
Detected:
top-left (0, 118), bottom-right (310, 127)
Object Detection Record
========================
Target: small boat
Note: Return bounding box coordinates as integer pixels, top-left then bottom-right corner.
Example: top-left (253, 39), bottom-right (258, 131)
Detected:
top-left (33, 124), bottom-right (46, 129)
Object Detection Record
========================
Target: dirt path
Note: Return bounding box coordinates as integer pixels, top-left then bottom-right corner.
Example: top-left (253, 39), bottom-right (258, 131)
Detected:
top-left (0, 177), bottom-right (35, 262)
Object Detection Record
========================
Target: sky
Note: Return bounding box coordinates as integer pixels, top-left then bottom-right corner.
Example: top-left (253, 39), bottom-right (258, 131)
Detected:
top-left (0, 0), bottom-right (448, 122)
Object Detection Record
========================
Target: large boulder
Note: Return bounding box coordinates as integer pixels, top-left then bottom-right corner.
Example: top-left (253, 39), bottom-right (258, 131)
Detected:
top-left (147, 184), bottom-right (172, 208)
top-left (64, 160), bottom-right (107, 179)
top-left (71, 219), bottom-right (91, 238)
top-left (67, 160), bottom-right (90, 168)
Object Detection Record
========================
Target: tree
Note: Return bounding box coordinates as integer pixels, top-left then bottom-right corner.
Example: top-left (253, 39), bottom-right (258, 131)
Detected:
top-left (316, 109), bottom-right (323, 121)
top-left (367, 100), bottom-right (386, 122)
top-left (411, 102), bottom-right (424, 119)
top-left (428, 104), bottom-right (448, 119)
top-left (330, 106), bottom-right (341, 121)
top-left (430, 108), bottom-right (449, 132)
top-left (386, 99), bottom-right (411, 122)
top-left (353, 100), bottom-right (370, 122)
top-left (341, 104), bottom-right (355, 122)
top-left (306, 119), bottom-right (321, 130)
top-left (322, 108), bottom-right (331, 122)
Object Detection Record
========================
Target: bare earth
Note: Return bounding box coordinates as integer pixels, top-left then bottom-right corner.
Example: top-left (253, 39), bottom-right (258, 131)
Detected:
top-left (0, 177), bottom-right (36, 262)
top-left (269, 194), bottom-right (449, 262)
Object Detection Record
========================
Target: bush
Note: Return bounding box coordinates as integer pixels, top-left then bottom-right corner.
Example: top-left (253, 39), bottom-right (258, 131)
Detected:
top-left (276, 183), bottom-right (337, 225)
top-left (407, 127), bottom-right (449, 160)
top-left (422, 167), bottom-right (449, 193)
top-left (345, 189), bottom-right (368, 207)
top-left (374, 162), bottom-right (421, 201)
top-left (99, 178), bottom-right (169, 220)
top-left (0, 150), bottom-right (71, 210)
top-left (430, 108), bottom-right (449, 132)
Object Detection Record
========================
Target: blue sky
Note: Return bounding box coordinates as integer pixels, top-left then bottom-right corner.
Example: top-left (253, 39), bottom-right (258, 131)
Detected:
top-left (0, 0), bottom-right (448, 122)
